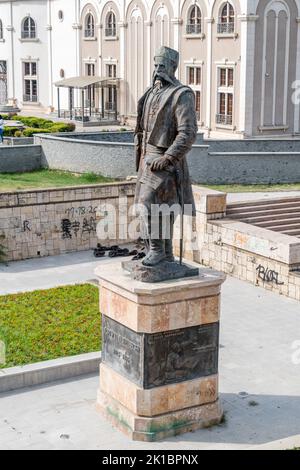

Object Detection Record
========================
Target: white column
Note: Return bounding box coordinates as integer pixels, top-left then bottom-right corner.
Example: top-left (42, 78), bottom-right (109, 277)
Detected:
top-left (294, 18), bottom-right (300, 133)
top-left (145, 21), bottom-right (152, 86)
top-left (118, 21), bottom-right (127, 117)
top-left (171, 18), bottom-right (183, 80)
top-left (239, 15), bottom-right (258, 137)
top-left (47, 0), bottom-right (53, 110)
top-left (7, 1), bottom-right (15, 100)
top-left (205, 17), bottom-right (213, 134)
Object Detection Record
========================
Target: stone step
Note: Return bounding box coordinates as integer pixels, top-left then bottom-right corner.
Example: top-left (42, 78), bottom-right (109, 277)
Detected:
top-left (281, 228), bottom-right (300, 236)
top-left (233, 212), bottom-right (300, 224)
top-left (227, 201), bottom-right (300, 215)
top-left (256, 217), bottom-right (300, 228)
top-left (261, 223), bottom-right (300, 232)
top-left (227, 206), bottom-right (300, 219)
top-left (228, 197), bottom-right (300, 209)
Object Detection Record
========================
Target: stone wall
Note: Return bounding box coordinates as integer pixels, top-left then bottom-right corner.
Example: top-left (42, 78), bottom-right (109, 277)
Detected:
top-left (0, 182), bottom-right (135, 261)
top-left (175, 186), bottom-right (300, 302)
top-left (0, 145), bottom-right (42, 173)
top-left (35, 132), bottom-right (300, 184)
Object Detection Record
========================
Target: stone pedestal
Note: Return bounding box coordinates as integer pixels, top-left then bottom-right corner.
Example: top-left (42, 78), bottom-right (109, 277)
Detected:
top-left (95, 262), bottom-right (226, 442)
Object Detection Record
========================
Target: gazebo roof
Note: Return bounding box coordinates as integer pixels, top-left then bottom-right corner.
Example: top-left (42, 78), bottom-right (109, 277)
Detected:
top-left (54, 76), bottom-right (120, 89)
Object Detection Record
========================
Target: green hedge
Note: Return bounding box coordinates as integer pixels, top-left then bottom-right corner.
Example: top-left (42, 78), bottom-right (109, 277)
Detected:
top-left (3, 127), bottom-right (22, 137)
top-left (22, 128), bottom-right (52, 137)
top-left (3, 116), bottom-right (76, 137)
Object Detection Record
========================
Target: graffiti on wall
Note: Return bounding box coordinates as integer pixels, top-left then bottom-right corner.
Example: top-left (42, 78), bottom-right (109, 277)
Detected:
top-left (256, 264), bottom-right (284, 285)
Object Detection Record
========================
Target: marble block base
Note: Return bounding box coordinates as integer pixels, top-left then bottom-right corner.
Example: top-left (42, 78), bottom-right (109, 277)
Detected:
top-left (95, 262), bottom-right (226, 441)
top-left (96, 391), bottom-right (223, 442)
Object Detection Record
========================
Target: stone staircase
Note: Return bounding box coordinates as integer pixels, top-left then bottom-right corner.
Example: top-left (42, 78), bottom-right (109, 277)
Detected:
top-left (226, 197), bottom-right (300, 237)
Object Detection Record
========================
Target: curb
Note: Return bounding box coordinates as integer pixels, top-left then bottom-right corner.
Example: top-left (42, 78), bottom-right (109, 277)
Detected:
top-left (0, 351), bottom-right (101, 394)
top-left (250, 434), bottom-right (300, 450)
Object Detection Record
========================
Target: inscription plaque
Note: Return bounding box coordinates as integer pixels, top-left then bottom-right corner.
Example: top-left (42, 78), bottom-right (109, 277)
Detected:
top-left (102, 315), bottom-right (219, 389)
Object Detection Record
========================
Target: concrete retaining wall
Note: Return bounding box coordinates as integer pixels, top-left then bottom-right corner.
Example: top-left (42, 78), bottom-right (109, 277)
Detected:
top-left (0, 181), bottom-right (135, 261)
top-left (0, 145), bottom-right (42, 173)
top-left (35, 132), bottom-right (300, 184)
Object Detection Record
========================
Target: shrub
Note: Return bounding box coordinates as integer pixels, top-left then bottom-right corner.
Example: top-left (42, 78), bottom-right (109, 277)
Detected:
top-left (22, 128), bottom-right (52, 137)
top-left (0, 114), bottom-right (9, 120)
top-left (50, 123), bottom-right (75, 133)
top-left (11, 116), bottom-right (54, 128)
top-left (3, 126), bottom-right (21, 137)
top-left (10, 116), bottom-right (76, 133)
top-left (14, 131), bottom-right (22, 138)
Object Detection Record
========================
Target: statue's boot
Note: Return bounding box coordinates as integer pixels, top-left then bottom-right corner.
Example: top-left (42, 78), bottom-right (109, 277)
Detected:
top-left (165, 238), bottom-right (175, 262)
top-left (142, 239), bottom-right (166, 266)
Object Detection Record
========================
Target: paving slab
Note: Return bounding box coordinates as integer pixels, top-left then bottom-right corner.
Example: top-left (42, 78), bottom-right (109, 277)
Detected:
top-left (0, 275), bottom-right (299, 450)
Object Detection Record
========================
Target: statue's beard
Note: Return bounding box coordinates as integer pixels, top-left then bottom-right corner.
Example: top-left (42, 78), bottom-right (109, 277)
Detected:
top-left (152, 71), bottom-right (173, 86)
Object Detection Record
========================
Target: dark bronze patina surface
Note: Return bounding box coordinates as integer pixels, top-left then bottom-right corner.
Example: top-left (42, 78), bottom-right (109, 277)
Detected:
top-left (102, 315), bottom-right (219, 389)
top-left (132, 46), bottom-right (198, 275)
top-left (122, 259), bottom-right (199, 283)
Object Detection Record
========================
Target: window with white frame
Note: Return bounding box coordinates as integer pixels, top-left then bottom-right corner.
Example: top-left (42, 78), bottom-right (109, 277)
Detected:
top-left (216, 67), bottom-right (233, 125)
top-left (86, 63), bottom-right (95, 76)
top-left (186, 5), bottom-right (201, 35)
top-left (85, 13), bottom-right (95, 38)
top-left (105, 11), bottom-right (116, 37)
top-left (0, 20), bottom-right (3, 40)
top-left (217, 2), bottom-right (235, 34)
top-left (23, 61), bottom-right (38, 102)
top-left (106, 64), bottom-right (117, 111)
top-left (107, 64), bottom-right (116, 78)
top-left (187, 66), bottom-right (201, 121)
top-left (22, 16), bottom-right (36, 39)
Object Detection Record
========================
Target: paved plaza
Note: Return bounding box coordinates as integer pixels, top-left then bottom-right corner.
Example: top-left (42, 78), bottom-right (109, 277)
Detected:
top-left (0, 252), bottom-right (299, 449)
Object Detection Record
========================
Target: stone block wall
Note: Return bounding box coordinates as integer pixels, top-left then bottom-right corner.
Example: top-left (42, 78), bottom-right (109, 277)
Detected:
top-left (0, 182), bottom-right (136, 262)
top-left (177, 186), bottom-right (300, 302)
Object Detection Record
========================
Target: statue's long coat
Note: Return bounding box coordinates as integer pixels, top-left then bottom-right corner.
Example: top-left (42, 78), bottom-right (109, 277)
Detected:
top-left (134, 82), bottom-right (198, 216)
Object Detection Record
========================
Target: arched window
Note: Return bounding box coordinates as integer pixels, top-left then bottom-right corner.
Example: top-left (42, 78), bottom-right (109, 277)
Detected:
top-left (22, 16), bottom-right (36, 39)
top-left (0, 20), bottom-right (3, 40)
top-left (187, 5), bottom-right (201, 35)
top-left (85, 13), bottom-right (95, 38)
top-left (105, 11), bottom-right (116, 37)
top-left (218, 2), bottom-right (235, 34)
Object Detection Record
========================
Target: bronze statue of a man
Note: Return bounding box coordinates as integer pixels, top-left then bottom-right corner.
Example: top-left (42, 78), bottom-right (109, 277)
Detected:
top-left (134, 46), bottom-right (198, 267)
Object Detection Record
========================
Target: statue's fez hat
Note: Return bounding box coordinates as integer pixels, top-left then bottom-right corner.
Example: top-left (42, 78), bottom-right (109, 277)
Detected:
top-left (154, 46), bottom-right (179, 68)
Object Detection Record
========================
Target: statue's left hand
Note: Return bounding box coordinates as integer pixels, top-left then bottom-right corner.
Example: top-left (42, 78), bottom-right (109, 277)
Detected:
top-left (150, 156), bottom-right (169, 171)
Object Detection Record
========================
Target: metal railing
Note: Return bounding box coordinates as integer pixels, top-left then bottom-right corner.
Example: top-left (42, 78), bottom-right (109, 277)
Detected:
top-left (216, 114), bottom-right (232, 125)
top-left (217, 22), bottom-right (234, 34)
top-left (23, 94), bottom-right (38, 102)
top-left (105, 27), bottom-right (116, 37)
top-left (21, 30), bottom-right (36, 39)
top-left (105, 102), bottom-right (116, 111)
top-left (84, 28), bottom-right (95, 38)
top-left (186, 23), bottom-right (201, 35)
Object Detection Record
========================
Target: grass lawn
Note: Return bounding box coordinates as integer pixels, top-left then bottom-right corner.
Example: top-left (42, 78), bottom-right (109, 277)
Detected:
top-left (0, 169), bottom-right (114, 192)
top-left (200, 183), bottom-right (300, 193)
top-left (0, 284), bottom-right (101, 368)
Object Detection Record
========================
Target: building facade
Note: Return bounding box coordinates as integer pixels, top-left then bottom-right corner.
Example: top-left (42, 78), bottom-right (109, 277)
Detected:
top-left (0, 0), bottom-right (300, 137)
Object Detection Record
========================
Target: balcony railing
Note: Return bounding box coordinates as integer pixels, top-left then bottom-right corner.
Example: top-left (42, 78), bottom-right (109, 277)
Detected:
top-left (23, 94), bottom-right (38, 103)
top-left (217, 22), bottom-right (234, 34)
top-left (216, 114), bottom-right (232, 126)
top-left (84, 28), bottom-right (95, 38)
top-left (186, 23), bottom-right (201, 35)
top-left (105, 27), bottom-right (116, 37)
top-left (105, 102), bottom-right (116, 111)
top-left (21, 30), bottom-right (36, 39)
